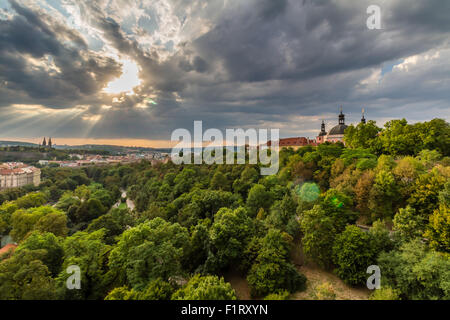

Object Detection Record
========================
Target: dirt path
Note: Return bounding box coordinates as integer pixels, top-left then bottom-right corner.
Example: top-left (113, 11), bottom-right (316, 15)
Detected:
top-left (292, 264), bottom-right (370, 300)
top-left (113, 189), bottom-right (135, 211)
top-left (224, 263), bottom-right (369, 301)
top-left (223, 270), bottom-right (251, 300)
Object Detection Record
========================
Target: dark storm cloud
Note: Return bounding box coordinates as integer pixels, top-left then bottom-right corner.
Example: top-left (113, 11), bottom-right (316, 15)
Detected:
top-left (193, 0), bottom-right (449, 84)
top-left (0, 0), bottom-right (121, 108)
top-left (0, 0), bottom-right (449, 141)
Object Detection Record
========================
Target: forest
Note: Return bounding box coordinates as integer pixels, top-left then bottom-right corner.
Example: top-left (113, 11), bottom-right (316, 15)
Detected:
top-left (0, 118), bottom-right (449, 300)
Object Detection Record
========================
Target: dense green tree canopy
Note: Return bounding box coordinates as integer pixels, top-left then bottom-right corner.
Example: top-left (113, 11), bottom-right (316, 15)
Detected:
top-left (172, 275), bottom-right (236, 300)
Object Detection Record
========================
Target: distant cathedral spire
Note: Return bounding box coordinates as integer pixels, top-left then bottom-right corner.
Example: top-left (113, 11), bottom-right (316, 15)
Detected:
top-left (48, 137), bottom-right (52, 148)
top-left (361, 108), bottom-right (366, 124)
top-left (42, 137), bottom-right (47, 147)
top-left (338, 106), bottom-right (345, 125)
top-left (319, 120), bottom-right (327, 136)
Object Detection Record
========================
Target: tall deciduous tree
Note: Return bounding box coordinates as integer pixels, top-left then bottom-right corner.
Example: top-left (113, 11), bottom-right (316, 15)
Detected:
top-left (172, 275), bottom-right (236, 300)
top-left (109, 218), bottom-right (189, 290)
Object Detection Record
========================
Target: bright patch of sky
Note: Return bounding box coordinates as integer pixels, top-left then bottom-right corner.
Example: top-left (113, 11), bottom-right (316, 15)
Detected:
top-left (381, 59), bottom-right (404, 77)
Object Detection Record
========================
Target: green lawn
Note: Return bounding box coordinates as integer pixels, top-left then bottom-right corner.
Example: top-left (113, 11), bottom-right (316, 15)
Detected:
top-left (118, 202), bottom-right (127, 209)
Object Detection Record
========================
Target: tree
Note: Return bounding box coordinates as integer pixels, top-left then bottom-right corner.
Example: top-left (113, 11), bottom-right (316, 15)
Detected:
top-left (354, 170), bottom-right (375, 216)
top-left (408, 171), bottom-right (446, 218)
top-left (300, 205), bottom-right (339, 268)
top-left (419, 119), bottom-right (450, 156)
top-left (393, 206), bottom-right (425, 243)
top-left (56, 229), bottom-right (111, 300)
top-left (247, 229), bottom-right (306, 297)
top-left (86, 214), bottom-right (124, 245)
top-left (368, 220), bottom-right (394, 254)
top-left (321, 189), bottom-right (355, 229)
top-left (0, 202), bottom-right (18, 235)
top-left (233, 166), bottom-right (259, 197)
top-left (393, 156), bottom-right (425, 205)
top-left (205, 207), bottom-right (254, 272)
top-left (379, 119), bottom-right (421, 156)
top-left (173, 168), bottom-right (197, 196)
top-left (15, 231), bottom-right (64, 276)
top-left (0, 249), bottom-right (59, 300)
top-left (332, 225), bottom-right (376, 285)
top-left (10, 206), bottom-right (68, 242)
top-left (246, 184), bottom-right (272, 217)
top-left (184, 219), bottom-right (210, 272)
top-left (74, 198), bottom-right (107, 223)
top-left (266, 194), bottom-right (299, 238)
top-left (369, 287), bottom-right (401, 300)
top-left (109, 218), bottom-right (189, 290)
top-left (424, 204), bottom-right (450, 253)
top-left (171, 275), bottom-right (236, 300)
top-left (210, 171), bottom-right (229, 191)
top-left (15, 192), bottom-right (48, 209)
top-left (344, 120), bottom-right (381, 151)
top-left (35, 211), bottom-right (69, 238)
top-left (263, 290), bottom-right (290, 300)
top-left (377, 239), bottom-right (450, 300)
top-left (368, 170), bottom-right (398, 221)
top-left (105, 278), bottom-right (174, 300)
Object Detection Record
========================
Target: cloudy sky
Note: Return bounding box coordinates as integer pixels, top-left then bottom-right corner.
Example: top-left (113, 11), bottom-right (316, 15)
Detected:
top-left (0, 0), bottom-right (449, 147)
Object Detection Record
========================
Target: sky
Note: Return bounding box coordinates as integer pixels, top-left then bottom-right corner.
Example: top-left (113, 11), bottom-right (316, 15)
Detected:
top-left (0, 0), bottom-right (449, 147)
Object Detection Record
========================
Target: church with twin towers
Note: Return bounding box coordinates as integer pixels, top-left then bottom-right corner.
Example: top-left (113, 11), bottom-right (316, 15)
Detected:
top-left (40, 137), bottom-right (53, 148)
top-left (275, 107), bottom-right (367, 149)
top-left (315, 107), bottom-right (367, 144)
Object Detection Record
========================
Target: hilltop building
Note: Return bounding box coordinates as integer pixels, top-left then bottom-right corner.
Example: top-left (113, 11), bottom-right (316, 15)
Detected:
top-left (323, 107), bottom-right (348, 143)
top-left (316, 120), bottom-right (327, 144)
top-left (41, 137), bottom-right (53, 148)
top-left (0, 162), bottom-right (41, 190)
top-left (316, 108), bottom-right (367, 144)
top-left (267, 137), bottom-right (316, 150)
top-left (264, 107), bottom-right (368, 149)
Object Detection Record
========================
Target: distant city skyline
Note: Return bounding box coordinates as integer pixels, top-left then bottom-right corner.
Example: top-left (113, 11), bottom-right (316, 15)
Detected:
top-left (0, 0), bottom-right (449, 147)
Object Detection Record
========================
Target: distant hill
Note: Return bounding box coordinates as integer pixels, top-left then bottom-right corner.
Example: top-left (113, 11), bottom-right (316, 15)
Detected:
top-left (0, 141), bottom-right (39, 147)
top-left (54, 144), bottom-right (171, 154)
top-left (0, 140), bottom-right (170, 154)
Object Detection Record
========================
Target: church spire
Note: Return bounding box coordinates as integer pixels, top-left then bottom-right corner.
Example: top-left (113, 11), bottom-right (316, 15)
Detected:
top-left (42, 137), bottom-right (47, 147)
top-left (361, 108), bottom-right (366, 124)
top-left (338, 106), bottom-right (345, 125)
top-left (48, 137), bottom-right (52, 148)
top-left (319, 120), bottom-right (327, 136)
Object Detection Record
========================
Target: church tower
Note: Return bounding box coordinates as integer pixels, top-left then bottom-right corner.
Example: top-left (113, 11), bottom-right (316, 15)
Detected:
top-left (320, 120), bottom-right (326, 136)
top-left (361, 108), bottom-right (366, 124)
top-left (48, 138), bottom-right (52, 148)
top-left (316, 120), bottom-right (327, 144)
top-left (338, 106), bottom-right (345, 125)
top-left (42, 137), bottom-right (47, 147)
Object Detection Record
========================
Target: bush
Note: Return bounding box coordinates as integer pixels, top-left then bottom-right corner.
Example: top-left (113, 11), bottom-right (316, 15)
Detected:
top-left (314, 282), bottom-right (336, 300)
top-left (332, 225), bottom-right (375, 285)
top-left (171, 275), bottom-right (236, 300)
top-left (263, 290), bottom-right (290, 300)
top-left (369, 287), bottom-right (401, 300)
top-left (247, 259), bottom-right (306, 297)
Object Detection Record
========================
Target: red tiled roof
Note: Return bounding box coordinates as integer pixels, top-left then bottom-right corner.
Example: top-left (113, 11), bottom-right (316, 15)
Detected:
top-left (0, 244), bottom-right (17, 256)
top-left (267, 137), bottom-right (315, 147)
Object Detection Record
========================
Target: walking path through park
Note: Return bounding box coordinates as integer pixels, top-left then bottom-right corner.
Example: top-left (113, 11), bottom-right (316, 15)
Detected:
top-left (113, 189), bottom-right (135, 211)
